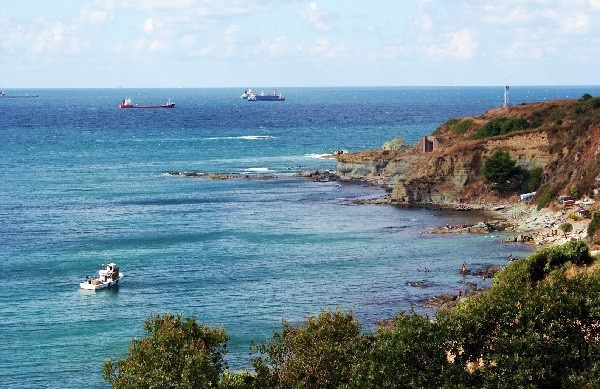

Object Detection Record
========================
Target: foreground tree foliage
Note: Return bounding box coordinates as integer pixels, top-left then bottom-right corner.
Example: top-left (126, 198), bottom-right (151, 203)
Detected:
top-left (441, 241), bottom-right (599, 388)
top-left (105, 242), bottom-right (600, 388)
top-left (251, 310), bottom-right (366, 388)
top-left (352, 312), bottom-right (460, 388)
top-left (103, 313), bottom-right (228, 388)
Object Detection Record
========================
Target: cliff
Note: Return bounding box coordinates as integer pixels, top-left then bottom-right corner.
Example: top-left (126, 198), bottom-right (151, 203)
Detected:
top-left (337, 97), bottom-right (600, 207)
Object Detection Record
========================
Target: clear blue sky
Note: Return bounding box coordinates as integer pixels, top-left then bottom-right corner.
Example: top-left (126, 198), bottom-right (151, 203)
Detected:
top-left (1, 0), bottom-right (599, 88)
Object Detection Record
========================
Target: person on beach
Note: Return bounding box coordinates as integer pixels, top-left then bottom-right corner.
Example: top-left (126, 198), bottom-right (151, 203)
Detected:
top-left (461, 261), bottom-right (467, 274)
top-left (458, 289), bottom-right (463, 299)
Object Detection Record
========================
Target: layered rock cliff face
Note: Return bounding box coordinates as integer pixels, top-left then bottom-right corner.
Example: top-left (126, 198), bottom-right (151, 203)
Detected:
top-left (337, 98), bottom-right (600, 206)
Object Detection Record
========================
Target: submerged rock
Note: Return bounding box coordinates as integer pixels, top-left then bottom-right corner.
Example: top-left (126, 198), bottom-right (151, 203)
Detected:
top-left (467, 265), bottom-right (504, 278)
top-left (165, 172), bottom-right (276, 180)
top-left (502, 234), bottom-right (534, 243)
top-left (408, 280), bottom-right (430, 288)
top-left (421, 294), bottom-right (455, 308)
top-left (428, 221), bottom-right (500, 235)
top-left (297, 170), bottom-right (339, 182)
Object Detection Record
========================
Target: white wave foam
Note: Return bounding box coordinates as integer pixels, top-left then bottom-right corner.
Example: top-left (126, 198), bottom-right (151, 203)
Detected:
top-left (204, 135), bottom-right (275, 140)
top-left (244, 167), bottom-right (271, 172)
top-left (305, 153), bottom-right (332, 159)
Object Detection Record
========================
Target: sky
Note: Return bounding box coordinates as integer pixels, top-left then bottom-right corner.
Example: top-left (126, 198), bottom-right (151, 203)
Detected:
top-left (1, 0), bottom-right (599, 88)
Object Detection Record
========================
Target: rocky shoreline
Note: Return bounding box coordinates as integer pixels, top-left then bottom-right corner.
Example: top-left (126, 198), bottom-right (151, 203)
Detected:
top-left (165, 171), bottom-right (277, 180)
top-left (295, 169), bottom-right (592, 247)
top-left (298, 168), bottom-right (597, 315)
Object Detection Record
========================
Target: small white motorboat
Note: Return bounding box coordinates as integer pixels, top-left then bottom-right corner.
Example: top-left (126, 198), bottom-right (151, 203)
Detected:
top-left (80, 263), bottom-right (124, 290)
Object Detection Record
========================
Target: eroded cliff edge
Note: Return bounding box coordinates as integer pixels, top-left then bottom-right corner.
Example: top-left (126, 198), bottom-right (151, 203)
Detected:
top-left (336, 98), bottom-right (600, 208)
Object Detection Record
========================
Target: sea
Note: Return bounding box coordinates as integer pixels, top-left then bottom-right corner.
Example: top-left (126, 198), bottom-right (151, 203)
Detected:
top-left (2, 86), bottom-right (599, 387)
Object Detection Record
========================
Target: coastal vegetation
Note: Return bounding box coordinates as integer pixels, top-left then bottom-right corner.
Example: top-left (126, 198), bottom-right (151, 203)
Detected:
top-left (103, 314), bottom-right (229, 388)
top-left (482, 150), bottom-right (542, 194)
top-left (104, 242), bottom-right (600, 388)
top-left (337, 94), bottom-right (600, 211)
top-left (474, 116), bottom-right (530, 138)
top-left (588, 206), bottom-right (600, 242)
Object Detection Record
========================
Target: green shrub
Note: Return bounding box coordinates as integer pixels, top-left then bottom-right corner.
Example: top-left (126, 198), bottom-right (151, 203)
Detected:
top-left (580, 93), bottom-right (593, 101)
top-left (522, 166), bottom-right (543, 193)
top-left (482, 150), bottom-right (517, 192)
top-left (443, 118), bottom-right (460, 128)
top-left (495, 241), bottom-right (591, 285)
top-left (591, 98), bottom-right (600, 109)
top-left (474, 117), bottom-right (530, 138)
top-left (530, 118), bottom-right (544, 128)
top-left (103, 314), bottom-right (229, 389)
top-left (550, 108), bottom-right (564, 121)
top-left (353, 312), bottom-right (454, 388)
top-left (445, 241), bottom-right (599, 388)
top-left (588, 212), bottom-right (600, 240)
top-left (536, 183), bottom-right (559, 210)
top-left (453, 119), bottom-right (473, 134)
top-left (559, 222), bottom-right (573, 234)
top-left (568, 185), bottom-right (580, 200)
top-left (252, 310), bottom-right (365, 389)
top-left (500, 117), bottom-right (529, 134)
top-left (482, 152), bottom-right (542, 193)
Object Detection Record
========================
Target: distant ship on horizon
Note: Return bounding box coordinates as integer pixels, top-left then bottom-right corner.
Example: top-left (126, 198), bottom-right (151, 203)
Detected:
top-left (242, 88), bottom-right (285, 101)
top-left (119, 97), bottom-right (175, 109)
top-left (0, 90), bottom-right (39, 98)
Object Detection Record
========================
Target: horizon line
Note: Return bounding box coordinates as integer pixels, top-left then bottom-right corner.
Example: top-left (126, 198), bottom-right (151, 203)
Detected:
top-left (2, 84), bottom-right (600, 90)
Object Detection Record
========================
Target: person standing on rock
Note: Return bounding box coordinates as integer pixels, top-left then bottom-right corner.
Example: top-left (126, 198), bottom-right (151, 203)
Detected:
top-left (461, 261), bottom-right (467, 274)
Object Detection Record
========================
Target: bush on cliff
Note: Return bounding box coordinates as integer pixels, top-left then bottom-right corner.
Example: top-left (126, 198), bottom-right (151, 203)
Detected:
top-left (454, 119), bottom-right (474, 134)
top-left (482, 150), bottom-right (516, 192)
top-left (588, 212), bottom-right (600, 243)
top-left (522, 166), bottom-right (543, 193)
top-left (482, 151), bottom-right (543, 194)
top-left (474, 117), bottom-right (530, 138)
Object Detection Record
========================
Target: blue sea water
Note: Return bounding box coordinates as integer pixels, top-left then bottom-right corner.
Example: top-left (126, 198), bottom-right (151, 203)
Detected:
top-left (1, 86), bottom-right (599, 387)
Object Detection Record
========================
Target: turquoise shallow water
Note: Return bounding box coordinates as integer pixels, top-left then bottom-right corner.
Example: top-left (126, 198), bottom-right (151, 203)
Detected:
top-left (1, 86), bottom-right (599, 387)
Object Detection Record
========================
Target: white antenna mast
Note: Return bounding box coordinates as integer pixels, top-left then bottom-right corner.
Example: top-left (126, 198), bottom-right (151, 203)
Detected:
top-left (503, 84), bottom-right (510, 108)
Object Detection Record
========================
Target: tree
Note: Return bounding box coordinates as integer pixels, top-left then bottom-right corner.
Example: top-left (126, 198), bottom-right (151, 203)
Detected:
top-left (103, 314), bottom-right (229, 388)
top-left (352, 312), bottom-right (458, 388)
top-left (588, 212), bottom-right (600, 244)
top-left (251, 310), bottom-right (366, 388)
top-left (441, 242), bottom-right (599, 388)
top-left (482, 150), bottom-right (518, 192)
top-left (559, 222), bottom-right (573, 235)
